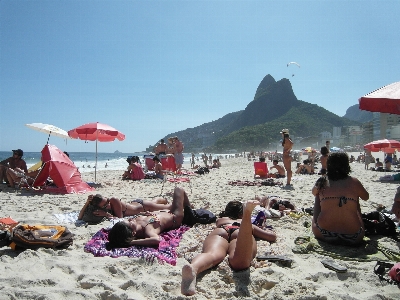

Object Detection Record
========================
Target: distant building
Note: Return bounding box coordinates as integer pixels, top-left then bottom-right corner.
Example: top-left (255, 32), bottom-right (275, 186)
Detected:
top-left (372, 112), bottom-right (400, 140)
top-left (319, 131), bottom-right (332, 147)
top-left (333, 127), bottom-right (341, 139)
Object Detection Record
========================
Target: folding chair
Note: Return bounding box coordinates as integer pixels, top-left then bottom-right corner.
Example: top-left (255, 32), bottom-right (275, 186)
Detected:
top-left (160, 155), bottom-right (192, 195)
top-left (14, 166), bottom-right (43, 191)
top-left (254, 162), bottom-right (269, 179)
top-left (144, 155), bottom-right (155, 171)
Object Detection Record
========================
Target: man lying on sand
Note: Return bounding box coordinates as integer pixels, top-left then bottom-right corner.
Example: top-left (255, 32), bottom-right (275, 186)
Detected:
top-left (78, 194), bottom-right (171, 220)
top-left (181, 199), bottom-right (276, 296)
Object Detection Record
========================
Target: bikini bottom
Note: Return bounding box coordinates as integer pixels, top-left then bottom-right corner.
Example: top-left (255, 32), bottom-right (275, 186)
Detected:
top-left (219, 222), bottom-right (241, 242)
top-left (316, 222), bottom-right (363, 245)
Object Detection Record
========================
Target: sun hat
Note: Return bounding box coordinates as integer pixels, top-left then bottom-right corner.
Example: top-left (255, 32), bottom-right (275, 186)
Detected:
top-left (280, 129), bottom-right (289, 135)
top-left (12, 149), bottom-right (23, 156)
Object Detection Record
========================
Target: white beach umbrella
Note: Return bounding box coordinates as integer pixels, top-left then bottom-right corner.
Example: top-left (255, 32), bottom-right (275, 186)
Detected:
top-left (25, 123), bottom-right (71, 144)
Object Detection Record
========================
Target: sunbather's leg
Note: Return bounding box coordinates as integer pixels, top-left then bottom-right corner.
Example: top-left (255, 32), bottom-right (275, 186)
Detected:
top-left (142, 199), bottom-right (171, 211)
top-left (6, 169), bottom-right (20, 187)
top-left (169, 187), bottom-right (190, 225)
top-left (227, 200), bottom-right (258, 270)
top-left (181, 231), bottom-right (229, 296)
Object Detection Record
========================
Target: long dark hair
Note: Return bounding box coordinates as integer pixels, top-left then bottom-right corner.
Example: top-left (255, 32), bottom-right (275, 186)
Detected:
top-left (327, 152), bottom-right (351, 181)
top-left (106, 222), bottom-right (133, 250)
top-left (219, 201), bottom-right (243, 219)
top-left (281, 134), bottom-right (290, 146)
top-left (91, 194), bottom-right (103, 206)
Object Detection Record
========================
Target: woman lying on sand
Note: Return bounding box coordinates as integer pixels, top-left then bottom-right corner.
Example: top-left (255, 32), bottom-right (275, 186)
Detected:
top-left (78, 194), bottom-right (171, 220)
top-left (258, 195), bottom-right (298, 215)
top-left (311, 152), bottom-right (369, 245)
top-left (106, 187), bottom-right (189, 248)
top-left (181, 199), bottom-right (276, 296)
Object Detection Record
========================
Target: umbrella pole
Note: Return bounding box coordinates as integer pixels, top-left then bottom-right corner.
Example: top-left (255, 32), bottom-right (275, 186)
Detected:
top-left (95, 139), bottom-right (98, 182)
top-left (47, 131), bottom-right (51, 144)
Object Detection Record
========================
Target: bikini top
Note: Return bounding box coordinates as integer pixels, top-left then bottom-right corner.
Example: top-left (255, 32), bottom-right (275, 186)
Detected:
top-left (132, 213), bottom-right (161, 238)
top-left (320, 196), bottom-right (357, 207)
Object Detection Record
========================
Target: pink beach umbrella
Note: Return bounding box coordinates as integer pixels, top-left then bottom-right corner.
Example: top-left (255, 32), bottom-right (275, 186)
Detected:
top-left (363, 139), bottom-right (400, 153)
top-left (68, 122), bottom-right (125, 181)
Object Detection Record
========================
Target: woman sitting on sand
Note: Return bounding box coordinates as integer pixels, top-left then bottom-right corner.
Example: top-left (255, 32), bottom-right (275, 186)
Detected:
top-left (106, 187), bottom-right (189, 248)
top-left (122, 156), bottom-right (145, 180)
top-left (78, 194), bottom-right (171, 220)
top-left (311, 152), bottom-right (369, 245)
top-left (181, 199), bottom-right (276, 296)
top-left (295, 159), bottom-right (314, 175)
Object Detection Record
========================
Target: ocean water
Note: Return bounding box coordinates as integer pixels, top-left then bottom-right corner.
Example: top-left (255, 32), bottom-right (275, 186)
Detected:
top-left (0, 151), bottom-right (229, 173)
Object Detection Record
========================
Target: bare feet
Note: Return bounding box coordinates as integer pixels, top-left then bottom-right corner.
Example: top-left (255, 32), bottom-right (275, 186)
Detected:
top-left (181, 264), bottom-right (197, 296)
top-left (255, 196), bottom-right (269, 208)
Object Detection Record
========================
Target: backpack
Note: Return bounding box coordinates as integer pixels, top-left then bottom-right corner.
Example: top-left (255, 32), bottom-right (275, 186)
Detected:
top-left (362, 211), bottom-right (397, 236)
top-left (194, 167), bottom-right (210, 175)
top-left (10, 224), bottom-right (74, 250)
top-left (182, 206), bottom-right (217, 226)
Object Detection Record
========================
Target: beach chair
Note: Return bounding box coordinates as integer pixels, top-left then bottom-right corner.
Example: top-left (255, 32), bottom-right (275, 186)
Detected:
top-left (160, 155), bottom-right (192, 195)
top-left (144, 155), bottom-right (155, 171)
top-left (254, 162), bottom-right (269, 179)
top-left (15, 167), bottom-right (43, 191)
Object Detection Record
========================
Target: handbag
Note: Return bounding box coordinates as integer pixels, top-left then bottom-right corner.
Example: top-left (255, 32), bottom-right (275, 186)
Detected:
top-left (362, 211), bottom-right (397, 236)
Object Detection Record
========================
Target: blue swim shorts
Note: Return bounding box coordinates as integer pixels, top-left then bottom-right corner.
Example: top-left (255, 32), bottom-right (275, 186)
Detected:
top-left (174, 153), bottom-right (184, 164)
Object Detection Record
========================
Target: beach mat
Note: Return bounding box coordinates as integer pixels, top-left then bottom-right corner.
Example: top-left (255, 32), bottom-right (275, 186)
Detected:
top-left (293, 235), bottom-right (400, 262)
top-left (84, 226), bottom-right (190, 265)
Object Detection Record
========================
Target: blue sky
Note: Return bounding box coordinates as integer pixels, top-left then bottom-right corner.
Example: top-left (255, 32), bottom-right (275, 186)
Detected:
top-left (1, 0), bottom-right (399, 153)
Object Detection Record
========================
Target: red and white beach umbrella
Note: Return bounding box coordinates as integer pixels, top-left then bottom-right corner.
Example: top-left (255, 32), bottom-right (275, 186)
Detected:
top-left (68, 122), bottom-right (125, 181)
top-left (359, 81), bottom-right (400, 115)
top-left (364, 139), bottom-right (400, 153)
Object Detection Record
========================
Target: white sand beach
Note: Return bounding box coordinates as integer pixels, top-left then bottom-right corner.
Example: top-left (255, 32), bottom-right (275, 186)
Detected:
top-left (0, 153), bottom-right (399, 299)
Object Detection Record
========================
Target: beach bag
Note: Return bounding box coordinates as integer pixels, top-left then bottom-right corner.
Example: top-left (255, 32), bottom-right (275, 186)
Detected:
top-left (10, 224), bottom-right (73, 250)
top-left (389, 262), bottom-right (400, 283)
top-left (374, 261), bottom-right (400, 285)
top-left (194, 167), bottom-right (209, 175)
top-left (182, 206), bottom-right (216, 226)
top-left (362, 211), bottom-right (397, 236)
top-left (0, 230), bottom-right (11, 247)
top-left (82, 204), bottom-right (109, 224)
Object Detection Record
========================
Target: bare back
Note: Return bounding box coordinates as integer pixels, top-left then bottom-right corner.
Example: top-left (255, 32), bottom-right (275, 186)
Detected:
top-left (315, 176), bottom-right (368, 234)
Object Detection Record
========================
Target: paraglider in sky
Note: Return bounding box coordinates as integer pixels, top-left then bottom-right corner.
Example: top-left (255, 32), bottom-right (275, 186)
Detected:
top-left (287, 62), bottom-right (300, 77)
top-left (287, 62), bottom-right (300, 68)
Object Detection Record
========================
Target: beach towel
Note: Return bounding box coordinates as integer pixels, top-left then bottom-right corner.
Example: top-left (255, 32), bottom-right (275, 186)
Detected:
top-left (228, 179), bottom-right (283, 187)
top-left (52, 212), bottom-right (80, 224)
top-left (84, 225), bottom-right (190, 265)
top-left (167, 177), bottom-right (190, 183)
top-left (293, 235), bottom-right (400, 262)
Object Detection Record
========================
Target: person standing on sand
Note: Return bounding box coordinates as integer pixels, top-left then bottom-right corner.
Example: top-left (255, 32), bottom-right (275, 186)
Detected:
top-left (280, 129), bottom-right (293, 186)
top-left (173, 137), bottom-right (184, 172)
top-left (325, 140), bottom-right (330, 153)
top-left (154, 139), bottom-right (168, 155)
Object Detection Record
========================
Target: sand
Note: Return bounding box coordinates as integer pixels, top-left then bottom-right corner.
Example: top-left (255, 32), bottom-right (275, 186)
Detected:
top-left (0, 153), bottom-right (399, 299)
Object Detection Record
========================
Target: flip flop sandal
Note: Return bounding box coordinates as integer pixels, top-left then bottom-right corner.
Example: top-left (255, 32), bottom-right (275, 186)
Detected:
top-left (321, 259), bottom-right (347, 273)
top-left (256, 255), bottom-right (293, 267)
